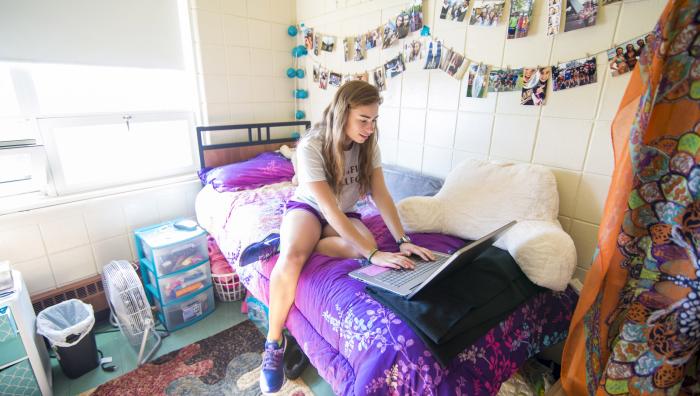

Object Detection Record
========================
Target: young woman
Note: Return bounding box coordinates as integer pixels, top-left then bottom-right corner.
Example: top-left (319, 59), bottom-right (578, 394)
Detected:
top-left (259, 81), bottom-right (435, 393)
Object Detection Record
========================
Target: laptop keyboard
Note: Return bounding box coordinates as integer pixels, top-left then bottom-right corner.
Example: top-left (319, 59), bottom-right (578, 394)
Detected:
top-left (375, 254), bottom-right (449, 287)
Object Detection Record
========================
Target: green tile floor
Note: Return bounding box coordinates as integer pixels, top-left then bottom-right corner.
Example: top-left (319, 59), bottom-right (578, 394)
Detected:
top-left (51, 300), bottom-right (335, 395)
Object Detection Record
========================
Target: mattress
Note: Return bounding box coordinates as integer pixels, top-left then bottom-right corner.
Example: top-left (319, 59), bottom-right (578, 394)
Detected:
top-left (195, 182), bottom-right (577, 395)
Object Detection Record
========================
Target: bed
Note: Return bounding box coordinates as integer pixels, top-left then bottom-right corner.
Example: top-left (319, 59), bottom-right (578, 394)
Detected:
top-left (194, 122), bottom-right (578, 396)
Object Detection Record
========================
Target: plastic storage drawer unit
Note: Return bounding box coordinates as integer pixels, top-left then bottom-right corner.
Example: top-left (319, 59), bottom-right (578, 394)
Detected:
top-left (145, 261), bottom-right (212, 305)
top-left (135, 220), bottom-right (208, 277)
top-left (154, 287), bottom-right (215, 331)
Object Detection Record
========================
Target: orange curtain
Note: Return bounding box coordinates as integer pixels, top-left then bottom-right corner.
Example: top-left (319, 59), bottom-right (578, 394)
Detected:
top-left (562, 1), bottom-right (700, 394)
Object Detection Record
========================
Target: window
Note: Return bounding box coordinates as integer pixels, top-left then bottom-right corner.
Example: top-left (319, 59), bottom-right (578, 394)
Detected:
top-left (0, 62), bottom-right (196, 197)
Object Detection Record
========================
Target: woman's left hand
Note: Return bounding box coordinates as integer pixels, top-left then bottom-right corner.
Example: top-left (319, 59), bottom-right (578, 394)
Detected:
top-left (399, 242), bottom-right (436, 261)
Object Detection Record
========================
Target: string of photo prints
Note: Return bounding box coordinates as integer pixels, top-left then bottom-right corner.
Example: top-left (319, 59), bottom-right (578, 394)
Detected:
top-left (301, 0), bottom-right (652, 106)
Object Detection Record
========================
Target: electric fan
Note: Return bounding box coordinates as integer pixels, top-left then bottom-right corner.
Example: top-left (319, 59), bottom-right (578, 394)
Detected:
top-left (102, 260), bottom-right (162, 365)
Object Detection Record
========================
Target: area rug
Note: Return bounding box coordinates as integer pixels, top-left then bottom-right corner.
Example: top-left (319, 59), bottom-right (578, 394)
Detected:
top-left (85, 320), bottom-right (313, 395)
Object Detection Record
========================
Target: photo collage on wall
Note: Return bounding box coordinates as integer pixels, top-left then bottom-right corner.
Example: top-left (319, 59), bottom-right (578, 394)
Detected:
top-left (552, 56), bottom-right (597, 91)
top-left (564, 0), bottom-right (599, 32)
top-left (466, 63), bottom-right (491, 98)
top-left (507, 0), bottom-right (535, 39)
top-left (469, 0), bottom-right (506, 26)
top-left (521, 67), bottom-right (552, 105)
top-left (607, 33), bottom-right (653, 76)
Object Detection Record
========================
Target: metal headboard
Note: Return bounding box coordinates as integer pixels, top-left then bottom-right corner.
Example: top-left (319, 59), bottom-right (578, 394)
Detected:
top-left (196, 121), bottom-right (310, 169)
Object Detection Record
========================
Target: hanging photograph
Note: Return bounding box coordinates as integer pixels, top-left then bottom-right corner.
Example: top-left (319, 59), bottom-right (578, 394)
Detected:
top-left (409, 0), bottom-right (424, 32)
top-left (319, 67), bottom-right (329, 89)
top-left (344, 35), bottom-right (367, 62)
top-left (607, 33), bottom-right (652, 77)
top-left (313, 33), bottom-right (321, 55)
top-left (403, 39), bottom-right (424, 63)
top-left (521, 67), bottom-right (551, 106)
top-left (423, 40), bottom-right (443, 69)
top-left (547, 0), bottom-right (562, 35)
top-left (354, 72), bottom-right (369, 82)
top-left (373, 67), bottom-right (387, 91)
top-left (438, 46), bottom-right (454, 71)
top-left (466, 63), bottom-right (491, 98)
top-left (469, 0), bottom-right (506, 26)
top-left (366, 28), bottom-right (381, 50)
top-left (303, 27), bottom-right (314, 50)
top-left (488, 68), bottom-right (524, 92)
top-left (384, 54), bottom-right (406, 78)
top-left (552, 56), bottom-right (597, 91)
top-left (329, 71), bottom-right (342, 87)
top-left (312, 64), bottom-right (320, 83)
top-left (564, 0), bottom-right (599, 32)
top-left (396, 11), bottom-right (410, 39)
top-left (445, 52), bottom-right (469, 79)
top-left (382, 20), bottom-right (399, 49)
top-left (507, 0), bottom-right (534, 39)
top-left (321, 35), bottom-right (336, 52)
top-left (440, 0), bottom-right (470, 22)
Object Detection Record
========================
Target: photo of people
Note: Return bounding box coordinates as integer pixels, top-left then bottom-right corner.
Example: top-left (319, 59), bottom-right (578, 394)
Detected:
top-left (313, 33), bottom-right (321, 55)
top-left (607, 33), bottom-right (651, 76)
top-left (319, 67), bottom-right (329, 89)
top-left (403, 40), bottom-right (424, 63)
top-left (354, 72), bottom-right (369, 82)
top-left (547, 0), bottom-right (562, 35)
top-left (329, 72), bottom-right (342, 87)
top-left (423, 40), bottom-right (443, 69)
top-left (366, 28), bottom-right (381, 50)
top-left (521, 66), bottom-right (551, 106)
top-left (445, 52), bottom-right (469, 79)
top-left (396, 12), bottom-right (410, 39)
top-left (344, 35), bottom-right (366, 62)
top-left (303, 27), bottom-right (314, 51)
top-left (488, 68), bottom-right (524, 92)
top-left (373, 66), bottom-right (387, 91)
top-left (552, 56), bottom-right (597, 91)
top-left (440, 0), bottom-right (470, 22)
top-left (564, 0), bottom-right (598, 32)
top-left (408, 0), bottom-right (424, 32)
top-left (438, 46), bottom-right (454, 71)
top-left (384, 54), bottom-right (406, 78)
top-left (382, 20), bottom-right (399, 49)
top-left (466, 63), bottom-right (491, 98)
top-left (469, 0), bottom-right (505, 26)
top-left (321, 35), bottom-right (336, 52)
top-left (312, 64), bottom-right (320, 83)
top-left (507, 0), bottom-right (534, 39)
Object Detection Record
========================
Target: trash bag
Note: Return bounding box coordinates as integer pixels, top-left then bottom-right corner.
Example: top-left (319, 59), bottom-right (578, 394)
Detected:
top-left (36, 299), bottom-right (95, 348)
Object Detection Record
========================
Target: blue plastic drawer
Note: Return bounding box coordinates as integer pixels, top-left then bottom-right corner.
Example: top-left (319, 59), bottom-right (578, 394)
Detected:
top-left (145, 261), bottom-right (212, 305)
top-left (152, 287), bottom-right (215, 331)
top-left (135, 219), bottom-right (208, 277)
top-left (0, 306), bottom-right (25, 369)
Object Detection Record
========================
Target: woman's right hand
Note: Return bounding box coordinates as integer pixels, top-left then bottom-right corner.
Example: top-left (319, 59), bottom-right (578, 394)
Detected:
top-left (370, 251), bottom-right (415, 270)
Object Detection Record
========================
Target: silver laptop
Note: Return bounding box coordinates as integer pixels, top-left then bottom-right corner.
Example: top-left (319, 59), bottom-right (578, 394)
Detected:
top-left (349, 221), bottom-right (516, 300)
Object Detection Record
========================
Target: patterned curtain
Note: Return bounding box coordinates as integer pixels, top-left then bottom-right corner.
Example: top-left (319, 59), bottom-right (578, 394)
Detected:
top-left (562, 1), bottom-right (700, 394)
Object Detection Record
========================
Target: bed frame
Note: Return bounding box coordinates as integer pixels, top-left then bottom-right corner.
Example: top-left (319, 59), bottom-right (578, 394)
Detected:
top-left (196, 121), bottom-right (311, 169)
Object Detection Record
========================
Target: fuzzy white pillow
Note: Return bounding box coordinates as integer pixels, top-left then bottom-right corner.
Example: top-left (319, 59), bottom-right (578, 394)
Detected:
top-left (397, 159), bottom-right (576, 291)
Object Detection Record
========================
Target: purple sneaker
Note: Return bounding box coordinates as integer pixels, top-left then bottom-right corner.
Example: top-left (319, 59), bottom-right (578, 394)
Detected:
top-left (259, 336), bottom-right (286, 393)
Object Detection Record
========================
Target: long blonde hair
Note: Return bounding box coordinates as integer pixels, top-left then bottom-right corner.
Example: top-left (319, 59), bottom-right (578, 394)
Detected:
top-left (305, 80), bottom-right (381, 198)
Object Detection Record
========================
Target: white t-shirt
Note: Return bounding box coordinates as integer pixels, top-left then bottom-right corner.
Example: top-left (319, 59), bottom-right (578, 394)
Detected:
top-left (292, 134), bottom-right (382, 215)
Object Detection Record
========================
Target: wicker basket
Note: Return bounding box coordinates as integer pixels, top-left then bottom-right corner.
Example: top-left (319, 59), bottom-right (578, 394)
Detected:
top-left (211, 271), bottom-right (245, 302)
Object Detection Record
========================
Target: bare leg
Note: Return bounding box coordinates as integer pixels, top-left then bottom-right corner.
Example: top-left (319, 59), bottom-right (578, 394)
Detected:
top-left (266, 210), bottom-right (321, 342)
top-left (315, 218), bottom-right (377, 258)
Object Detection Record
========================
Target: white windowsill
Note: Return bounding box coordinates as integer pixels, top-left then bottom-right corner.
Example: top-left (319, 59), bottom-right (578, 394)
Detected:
top-left (0, 174), bottom-right (200, 216)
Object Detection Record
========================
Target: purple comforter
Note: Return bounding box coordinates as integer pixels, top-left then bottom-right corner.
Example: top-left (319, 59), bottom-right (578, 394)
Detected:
top-left (196, 183), bottom-right (577, 395)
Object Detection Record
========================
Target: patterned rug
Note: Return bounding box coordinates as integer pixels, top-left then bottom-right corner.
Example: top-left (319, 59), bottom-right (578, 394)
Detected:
top-left (84, 320), bottom-right (313, 396)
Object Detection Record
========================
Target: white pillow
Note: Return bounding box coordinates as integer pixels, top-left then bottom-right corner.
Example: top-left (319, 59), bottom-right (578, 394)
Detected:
top-left (397, 159), bottom-right (576, 291)
top-left (279, 144), bottom-right (298, 185)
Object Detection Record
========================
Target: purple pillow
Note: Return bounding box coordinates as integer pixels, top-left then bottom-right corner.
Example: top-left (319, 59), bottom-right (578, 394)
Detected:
top-left (198, 151), bottom-right (295, 192)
